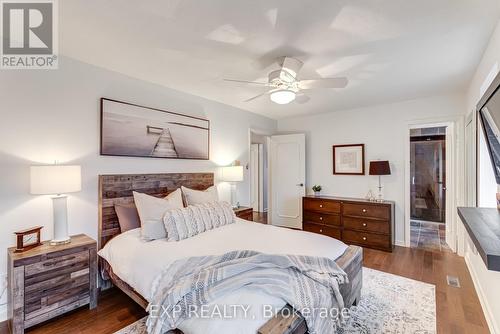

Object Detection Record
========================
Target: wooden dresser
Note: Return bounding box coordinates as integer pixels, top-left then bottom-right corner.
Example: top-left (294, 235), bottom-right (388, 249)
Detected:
top-left (8, 234), bottom-right (97, 333)
top-left (303, 196), bottom-right (395, 252)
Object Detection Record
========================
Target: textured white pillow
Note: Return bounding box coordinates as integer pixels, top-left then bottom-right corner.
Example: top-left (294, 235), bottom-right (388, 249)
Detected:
top-left (133, 189), bottom-right (183, 240)
top-left (164, 201), bottom-right (235, 241)
top-left (181, 186), bottom-right (219, 206)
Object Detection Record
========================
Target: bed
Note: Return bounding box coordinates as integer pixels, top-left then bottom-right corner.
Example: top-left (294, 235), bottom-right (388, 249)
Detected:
top-left (98, 173), bottom-right (363, 334)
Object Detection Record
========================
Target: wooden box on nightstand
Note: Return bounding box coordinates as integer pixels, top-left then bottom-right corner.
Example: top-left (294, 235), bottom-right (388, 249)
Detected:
top-left (7, 234), bottom-right (97, 334)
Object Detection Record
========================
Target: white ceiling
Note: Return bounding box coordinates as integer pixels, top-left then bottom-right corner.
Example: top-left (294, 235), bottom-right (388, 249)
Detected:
top-left (61, 0), bottom-right (500, 119)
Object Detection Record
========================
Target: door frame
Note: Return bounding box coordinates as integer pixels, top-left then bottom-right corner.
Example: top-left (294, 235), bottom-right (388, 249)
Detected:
top-left (248, 128), bottom-right (273, 217)
top-left (404, 115), bottom-right (464, 252)
top-left (250, 143), bottom-right (264, 211)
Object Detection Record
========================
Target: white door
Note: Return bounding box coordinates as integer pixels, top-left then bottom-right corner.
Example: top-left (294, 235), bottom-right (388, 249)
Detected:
top-left (270, 134), bottom-right (306, 229)
top-left (250, 144), bottom-right (260, 211)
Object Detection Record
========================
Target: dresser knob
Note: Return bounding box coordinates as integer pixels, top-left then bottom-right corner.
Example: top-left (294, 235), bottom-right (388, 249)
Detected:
top-left (319, 229), bottom-right (323, 233)
top-left (319, 204), bottom-right (323, 208)
top-left (363, 237), bottom-right (367, 241)
top-left (362, 223), bottom-right (367, 227)
top-left (319, 217), bottom-right (323, 221)
top-left (362, 209), bottom-right (367, 213)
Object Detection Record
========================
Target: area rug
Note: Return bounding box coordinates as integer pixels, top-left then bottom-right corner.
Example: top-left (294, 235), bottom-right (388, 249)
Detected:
top-left (115, 268), bottom-right (436, 334)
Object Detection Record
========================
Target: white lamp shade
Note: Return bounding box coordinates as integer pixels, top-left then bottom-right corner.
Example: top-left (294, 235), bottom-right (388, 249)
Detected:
top-left (221, 165), bottom-right (244, 182)
top-left (30, 165), bottom-right (82, 195)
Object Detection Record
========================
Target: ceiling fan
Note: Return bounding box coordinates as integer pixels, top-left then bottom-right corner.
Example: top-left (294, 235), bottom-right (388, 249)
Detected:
top-left (224, 57), bottom-right (348, 105)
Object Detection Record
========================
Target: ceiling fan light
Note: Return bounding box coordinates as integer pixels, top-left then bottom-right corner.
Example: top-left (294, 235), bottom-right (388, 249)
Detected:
top-left (270, 89), bottom-right (296, 104)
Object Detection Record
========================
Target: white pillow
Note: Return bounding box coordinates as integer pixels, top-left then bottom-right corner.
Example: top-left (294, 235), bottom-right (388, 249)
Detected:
top-left (181, 186), bottom-right (219, 206)
top-left (164, 201), bottom-right (235, 241)
top-left (133, 189), bottom-right (183, 240)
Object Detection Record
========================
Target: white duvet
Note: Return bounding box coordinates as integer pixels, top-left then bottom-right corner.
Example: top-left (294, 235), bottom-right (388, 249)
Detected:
top-left (98, 218), bottom-right (348, 334)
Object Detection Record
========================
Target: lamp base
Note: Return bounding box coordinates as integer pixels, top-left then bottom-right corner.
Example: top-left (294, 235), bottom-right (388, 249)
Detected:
top-left (50, 237), bottom-right (71, 246)
top-left (51, 195), bottom-right (70, 246)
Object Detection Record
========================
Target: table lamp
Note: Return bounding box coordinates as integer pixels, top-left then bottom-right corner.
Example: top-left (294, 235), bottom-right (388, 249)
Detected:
top-left (30, 165), bottom-right (81, 245)
top-left (221, 163), bottom-right (244, 208)
top-left (369, 161), bottom-right (391, 202)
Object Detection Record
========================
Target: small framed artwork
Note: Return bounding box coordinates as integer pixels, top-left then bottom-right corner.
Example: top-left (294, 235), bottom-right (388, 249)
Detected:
top-left (333, 144), bottom-right (365, 175)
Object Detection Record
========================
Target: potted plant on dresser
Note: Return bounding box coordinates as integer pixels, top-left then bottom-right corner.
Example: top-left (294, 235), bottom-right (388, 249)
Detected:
top-left (312, 185), bottom-right (322, 196)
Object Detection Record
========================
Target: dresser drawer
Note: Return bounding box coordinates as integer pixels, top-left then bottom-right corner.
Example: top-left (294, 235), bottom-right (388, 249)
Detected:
top-left (343, 203), bottom-right (390, 220)
top-left (343, 230), bottom-right (391, 250)
top-left (25, 250), bottom-right (89, 277)
top-left (343, 217), bottom-right (390, 235)
top-left (303, 211), bottom-right (341, 226)
top-left (24, 249), bottom-right (91, 319)
top-left (303, 198), bottom-right (341, 214)
top-left (303, 222), bottom-right (341, 239)
top-left (24, 271), bottom-right (90, 317)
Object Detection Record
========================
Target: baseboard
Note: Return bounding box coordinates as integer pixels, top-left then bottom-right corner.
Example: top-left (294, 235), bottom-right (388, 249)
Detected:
top-left (395, 240), bottom-right (406, 247)
top-left (465, 253), bottom-right (499, 334)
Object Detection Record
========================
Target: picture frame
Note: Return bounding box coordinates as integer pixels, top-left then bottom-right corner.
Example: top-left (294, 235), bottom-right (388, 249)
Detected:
top-left (14, 226), bottom-right (43, 253)
top-left (100, 98), bottom-right (210, 160)
top-left (333, 144), bottom-right (365, 175)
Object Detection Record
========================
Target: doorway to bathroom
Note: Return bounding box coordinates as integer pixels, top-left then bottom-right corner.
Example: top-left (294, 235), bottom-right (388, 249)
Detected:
top-left (410, 126), bottom-right (450, 252)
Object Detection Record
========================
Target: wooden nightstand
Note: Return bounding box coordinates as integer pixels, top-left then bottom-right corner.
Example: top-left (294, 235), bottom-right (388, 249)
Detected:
top-left (8, 234), bottom-right (97, 334)
top-left (234, 206), bottom-right (253, 221)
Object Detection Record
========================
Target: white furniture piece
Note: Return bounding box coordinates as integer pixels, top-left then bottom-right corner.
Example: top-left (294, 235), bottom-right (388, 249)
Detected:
top-left (221, 164), bottom-right (244, 208)
top-left (30, 165), bottom-right (81, 245)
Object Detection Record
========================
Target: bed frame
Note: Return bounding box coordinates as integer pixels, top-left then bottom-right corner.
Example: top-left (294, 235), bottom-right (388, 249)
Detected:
top-left (98, 173), bottom-right (363, 334)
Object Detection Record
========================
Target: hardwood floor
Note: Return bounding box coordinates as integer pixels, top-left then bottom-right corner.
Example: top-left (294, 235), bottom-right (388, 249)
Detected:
top-left (363, 246), bottom-right (489, 333)
top-left (252, 211), bottom-right (267, 224)
top-left (0, 246), bottom-right (489, 334)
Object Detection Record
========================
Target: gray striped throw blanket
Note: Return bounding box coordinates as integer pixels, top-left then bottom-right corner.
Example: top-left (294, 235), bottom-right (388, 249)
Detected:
top-left (146, 250), bottom-right (348, 334)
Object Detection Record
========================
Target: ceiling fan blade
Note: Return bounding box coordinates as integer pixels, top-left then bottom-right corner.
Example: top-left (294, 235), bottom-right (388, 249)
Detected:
top-left (299, 77), bottom-right (348, 89)
top-left (295, 93), bottom-right (310, 104)
top-left (280, 57), bottom-right (303, 78)
top-left (224, 79), bottom-right (269, 86)
top-left (244, 88), bottom-right (281, 102)
top-left (244, 91), bottom-right (271, 102)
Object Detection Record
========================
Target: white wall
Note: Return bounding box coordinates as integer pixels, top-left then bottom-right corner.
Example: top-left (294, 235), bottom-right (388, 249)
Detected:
top-left (463, 20), bottom-right (500, 334)
top-left (277, 94), bottom-right (464, 245)
top-left (0, 57), bottom-right (277, 319)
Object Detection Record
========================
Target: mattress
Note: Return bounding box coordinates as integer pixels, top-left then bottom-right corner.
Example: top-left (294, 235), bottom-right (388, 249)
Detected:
top-left (98, 218), bottom-right (348, 334)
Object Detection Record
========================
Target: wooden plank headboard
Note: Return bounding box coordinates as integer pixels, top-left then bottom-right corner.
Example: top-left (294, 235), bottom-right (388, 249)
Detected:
top-left (98, 172), bottom-right (214, 249)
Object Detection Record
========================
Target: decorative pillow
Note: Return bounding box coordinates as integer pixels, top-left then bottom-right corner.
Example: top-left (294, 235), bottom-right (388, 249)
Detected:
top-left (115, 203), bottom-right (141, 232)
top-left (163, 201), bottom-right (235, 241)
top-left (181, 186), bottom-right (219, 206)
top-left (133, 189), bottom-right (184, 240)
